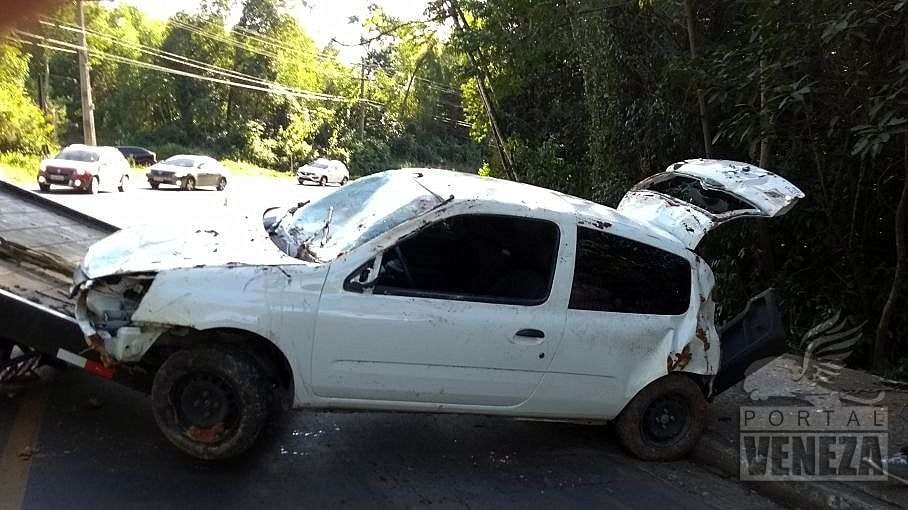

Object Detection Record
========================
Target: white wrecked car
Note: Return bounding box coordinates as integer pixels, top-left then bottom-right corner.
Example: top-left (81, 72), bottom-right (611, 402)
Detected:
top-left (72, 160), bottom-right (804, 460)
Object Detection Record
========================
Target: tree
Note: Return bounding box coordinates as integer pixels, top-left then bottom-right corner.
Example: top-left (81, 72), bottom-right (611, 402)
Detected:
top-left (0, 44), bottom-right (55, 153)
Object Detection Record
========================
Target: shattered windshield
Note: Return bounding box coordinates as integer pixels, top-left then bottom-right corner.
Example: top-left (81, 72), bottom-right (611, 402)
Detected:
top-left (270, 173), bottom-right (442, 262)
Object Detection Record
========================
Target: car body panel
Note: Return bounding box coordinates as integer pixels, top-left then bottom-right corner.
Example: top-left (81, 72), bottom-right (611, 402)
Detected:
top-left (77, 218), bottom-right (300, 281)
top-left (617, 159), bottom-right (805, 249)
top-left (72, 162), bottom-right (801, 418)
top-left (310, 200), bottom-right (573, 407)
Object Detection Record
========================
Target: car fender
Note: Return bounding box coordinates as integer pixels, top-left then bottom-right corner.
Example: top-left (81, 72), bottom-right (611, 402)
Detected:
top-left (129, 265), bottom-right (329, 404)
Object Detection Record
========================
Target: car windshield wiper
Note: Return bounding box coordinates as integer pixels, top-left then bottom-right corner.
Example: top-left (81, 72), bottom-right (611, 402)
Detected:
top-left (294, 206), bottom-right (335, 262)
top-left (268, 200), bottom-right (310, 235)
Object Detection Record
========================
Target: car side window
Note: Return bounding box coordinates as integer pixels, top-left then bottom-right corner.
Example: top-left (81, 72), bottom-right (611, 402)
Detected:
top-left (569, 226), bottom-right (691, 315)
top-left (366, 214), bottom-right (560, 305)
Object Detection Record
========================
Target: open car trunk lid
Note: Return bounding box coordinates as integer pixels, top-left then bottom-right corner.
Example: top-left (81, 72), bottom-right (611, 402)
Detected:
top-left (617, 159), bottom-right (805, 249)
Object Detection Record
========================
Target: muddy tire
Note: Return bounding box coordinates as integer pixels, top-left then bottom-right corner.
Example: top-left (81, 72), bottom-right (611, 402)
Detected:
top-left (614, 374), bottom-right (707, 461)
top-left (151, 345), bottom-right (271, 460)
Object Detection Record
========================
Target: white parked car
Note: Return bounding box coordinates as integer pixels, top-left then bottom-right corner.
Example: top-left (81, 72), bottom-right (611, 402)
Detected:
top-left (37, 144), bottom-right (131, 194)
top-left (71, 160), bottom-right (803, 460)
top-left (297, 158), bottom-right (349, 186)
top-left (147, 155), bottom-right (229, 191)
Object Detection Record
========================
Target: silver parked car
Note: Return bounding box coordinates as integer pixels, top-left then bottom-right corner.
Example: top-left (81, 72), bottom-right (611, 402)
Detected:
top-left (297, 158), bottom-right (349, 186)
top-left (147, 155), bottom-right (229, 191)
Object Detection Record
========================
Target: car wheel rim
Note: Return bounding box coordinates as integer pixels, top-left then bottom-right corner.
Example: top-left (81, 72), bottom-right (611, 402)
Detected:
top-left (173, 372), bottom-right (239, 444)
top-left (640, 394), bottom-right (690, 447)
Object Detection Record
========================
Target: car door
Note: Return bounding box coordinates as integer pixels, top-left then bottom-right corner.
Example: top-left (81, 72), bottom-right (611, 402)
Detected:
top-left (311, 212), bottom-right (572, 407)
top-left (97, 152), bottom-right (113, 190)
top-left (541, 225), bottom-right (696, 417)
top-left (195, 161), bottom-right (212, 186)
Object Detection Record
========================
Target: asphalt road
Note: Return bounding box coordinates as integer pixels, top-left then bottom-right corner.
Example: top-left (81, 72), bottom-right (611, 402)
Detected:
top-left (1, 174), bottom-right (785, 509)
top-left (29, 173), bottom-right (335, 229)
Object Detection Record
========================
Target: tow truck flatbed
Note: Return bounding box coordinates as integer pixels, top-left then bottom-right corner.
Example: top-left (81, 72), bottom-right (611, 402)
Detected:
top-left (0, 179), bottom-right (121, 383)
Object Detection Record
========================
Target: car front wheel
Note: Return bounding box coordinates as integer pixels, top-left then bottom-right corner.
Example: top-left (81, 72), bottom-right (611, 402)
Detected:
top-left (216, 176), bottom-right (227, 191)
top-left (87, 176), bottom-right (99, 194)
top-left (614, 374), bottom-right (707, 461)
top-left (151, 345), bottom-right (271, 460)
top-left (340, 176), bottom-right (348, 185)
top-left (318, 175), bottom-right (327, 186)
top-left (182, 176), bottom-right (196, 191)
top-left (118, 174), bottom-right (129, 192)
top-left (38, 183), bottom-right (50, 192)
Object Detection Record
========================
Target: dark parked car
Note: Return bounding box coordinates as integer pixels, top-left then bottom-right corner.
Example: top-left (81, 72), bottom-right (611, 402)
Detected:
top-left (116, 146), bottom-right (157, 166)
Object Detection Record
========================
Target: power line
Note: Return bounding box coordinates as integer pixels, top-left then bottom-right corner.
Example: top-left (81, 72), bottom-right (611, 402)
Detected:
top-left (37, 19), bottom-right (367, 104)
top-left (16, 29), bottom-right (381, 106)
top-left (6, 36), bottom-right (77, 55)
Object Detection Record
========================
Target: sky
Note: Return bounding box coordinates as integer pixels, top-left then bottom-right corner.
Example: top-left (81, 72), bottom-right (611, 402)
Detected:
top-left (113, 0), bottom-right (431, 59)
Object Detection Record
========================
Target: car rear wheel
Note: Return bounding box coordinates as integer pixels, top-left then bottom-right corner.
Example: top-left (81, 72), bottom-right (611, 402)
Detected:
top-left (614, 374), bottom-right (707, 461)
top-left (118, 174), bottom-right (129, 192)
top-left (151, 345), bottom-right (271, 460)
top-left (38, 183), bottom-right (50, 192)
top-left (87, 176), bottom-right (99, 194)
top-left (318, 175), bottom-right (327, 186)
top-left (182, 176), bottom-right (196, 191)
top-left (216, 176), bottom-right (227, 191)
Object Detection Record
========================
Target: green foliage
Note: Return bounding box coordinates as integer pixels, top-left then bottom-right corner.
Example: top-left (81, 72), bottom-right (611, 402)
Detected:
top-left (0, 45), bottom-right (55, 154)
top-left (2, 0), bottom-right (479, 176)
top-left (0, 151), bottom-right (43, 184)
top-left (445, 0), bottom-right (908, 371)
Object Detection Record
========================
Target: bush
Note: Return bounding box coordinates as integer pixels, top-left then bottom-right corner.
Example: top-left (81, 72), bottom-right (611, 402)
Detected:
top-left (0, 151), bottom-right (43, 184)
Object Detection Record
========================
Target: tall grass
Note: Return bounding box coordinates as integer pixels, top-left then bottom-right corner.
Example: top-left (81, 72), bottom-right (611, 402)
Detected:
top-left (0, 151), bottom-right (41, 185)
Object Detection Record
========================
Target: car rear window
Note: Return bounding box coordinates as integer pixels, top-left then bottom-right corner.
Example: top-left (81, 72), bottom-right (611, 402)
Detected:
top-left (569, 226), bottom-right (691, 315)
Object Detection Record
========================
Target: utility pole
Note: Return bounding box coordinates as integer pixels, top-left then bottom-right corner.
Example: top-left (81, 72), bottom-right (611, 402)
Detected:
top-left (445, 0), bottom-right (518, 181)
top-left (37, 49), bottom-right (49, 113)
top-left (357, 36), bottom-right (367, 140)
top-left (358, 56), bottom-right (366, 139)
top-left (76, 0), bottom-right (96, 145)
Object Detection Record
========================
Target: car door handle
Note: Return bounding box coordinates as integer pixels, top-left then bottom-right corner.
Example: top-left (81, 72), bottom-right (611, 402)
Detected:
top-left (512, 328), bottom-right (545, 346)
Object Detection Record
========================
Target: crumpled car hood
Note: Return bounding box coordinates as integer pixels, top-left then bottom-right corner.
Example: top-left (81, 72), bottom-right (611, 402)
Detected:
top-left (78, 218), bottom-right (300, 280)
